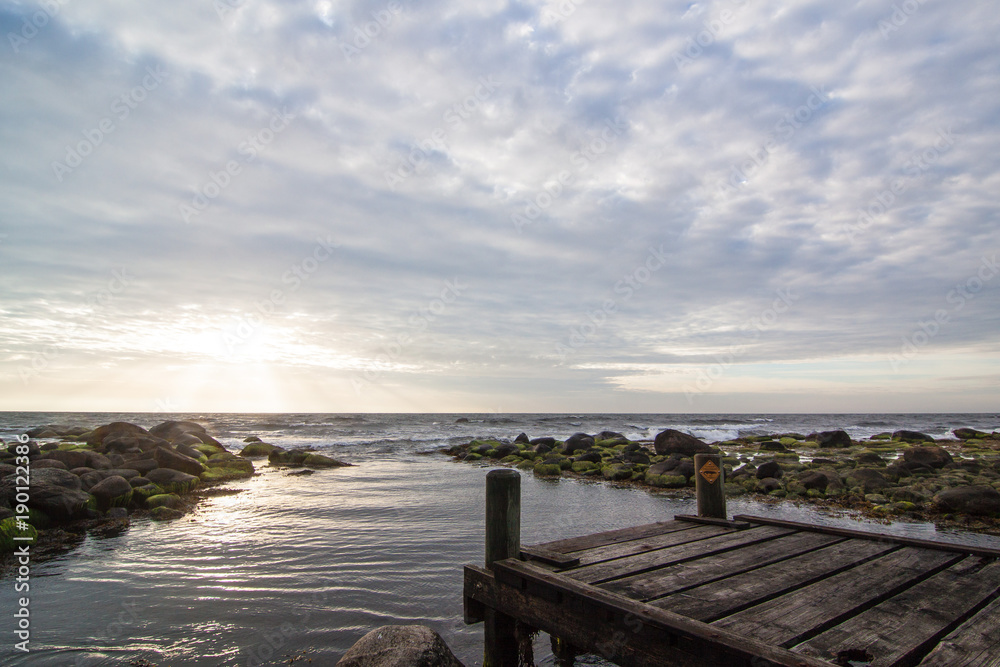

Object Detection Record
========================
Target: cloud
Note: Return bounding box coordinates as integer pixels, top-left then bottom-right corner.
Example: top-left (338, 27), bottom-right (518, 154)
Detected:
top-left (0, 0), bottom-right (998, 412)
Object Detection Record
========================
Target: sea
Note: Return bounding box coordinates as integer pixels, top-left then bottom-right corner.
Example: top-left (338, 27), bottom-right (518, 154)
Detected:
top-left (1, 412), bottom-right (999, 666)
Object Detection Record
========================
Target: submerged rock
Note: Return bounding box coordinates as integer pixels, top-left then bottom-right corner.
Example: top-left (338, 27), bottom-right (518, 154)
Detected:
top-left (892, 430), bottom-right (935, 443)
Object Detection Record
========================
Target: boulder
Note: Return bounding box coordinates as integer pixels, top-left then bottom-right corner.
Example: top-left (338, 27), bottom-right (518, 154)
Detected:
top-left (146, 493), bottom-right (185, 510)
top-left (7, 441), bottom-right (41, 458)
top-left (811, 430), bottom-right (852, 448)
top-left (40, 449), bottom-right (91, 469)
top-left (85, 422), bottom-right (150, 447)
top-left (623, 450), bottom-right (650, 465)
top-left (149, 506), bottom-right (185, 521)
top-left (303, 453), bottom-right (351, 468)
top-left (175, 436), bottom-right (206, 451)
top-left (528, 437), bottom-right (556, 447)
top-left (103, 435), bottom-right (170, 454)
top-left (176, 443), bottom-right (205, 460)
top-left (756, 461), bottom-right (784, 480)
top-left (562, 433), bottom-right (595, 454)
top-left (934, 486), bottom-right (1000, 516)
top-left (903, 447), bottom-right (954, 469)
top-left (574, 450), bottom-right (603, 464)
top-left (758, 477), bottom-right (782, 493)
top-left (954, 428), bottom-right (988, 440)
top-left (513, 433), bottom-right (530, 445)
top-left (596, 431), bottom-right (626, 441)
top-left (243, 435), bottom-right (263, 443)
top-left (122, 459), bottom-right (159, 475)
top-left (492, 444), bottom-right (518, 459)
top-left (240, 442), bottom-right (278, 457)
top-left (653, 429), bottom-right (713, 456)
top-left (675, 459), bottom-right (695, 480)
top-left (855, 452), bottom-right (885, 466)
top-left (530, 443), bottom-right (552, 455)
top-left (759, 441), bottom-right (788, 452)
top-left (145, 468), bottom-right (200, 495)
top-left (798, 471), bottom-right (830, 492)
top-left (153, 446), bottom-right (206, 476)
top-left (89, 476), bottom-right (134, 511)
top-left (337, 625), bottom-right (464, 667)
top-left (846, 468), bottom-right (890, 493)
top-left (0, 468), bottom-right (88, 521)
top-left (893, 430), bottom-right (935, 443)
top-left (647, 458), bottom-right (681, 476)
top-left (78, 470), bottom-right (140, 491)
top-left (148, 420), bottom-right (210, 442)
top-left (31, 459), bottom-right (68, 471)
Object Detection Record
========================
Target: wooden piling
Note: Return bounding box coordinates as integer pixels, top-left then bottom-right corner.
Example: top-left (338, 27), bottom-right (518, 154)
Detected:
top-left (694, 453), bottom-right (726, 519)
top-left (484, 469), bottom-right (521, 667)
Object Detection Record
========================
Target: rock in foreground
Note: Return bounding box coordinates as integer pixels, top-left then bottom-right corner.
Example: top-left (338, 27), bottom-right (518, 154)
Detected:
top-left (337, 625), bottom-right (464, 667)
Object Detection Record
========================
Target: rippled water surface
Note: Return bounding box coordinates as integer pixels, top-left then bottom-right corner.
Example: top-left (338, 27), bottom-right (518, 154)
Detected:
top-left (2, 412), bottom-right (999, 665)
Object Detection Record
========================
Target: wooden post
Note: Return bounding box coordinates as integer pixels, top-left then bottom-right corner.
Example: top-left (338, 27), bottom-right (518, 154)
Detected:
top-left (484, 469), bottom-right (520, 667)
top-left (694, 453), bottom-right (726, 519)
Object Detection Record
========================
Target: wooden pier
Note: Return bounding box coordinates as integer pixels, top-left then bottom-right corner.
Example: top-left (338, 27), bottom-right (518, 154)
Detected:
top-left (464, 469), bottom-right (1000, 667)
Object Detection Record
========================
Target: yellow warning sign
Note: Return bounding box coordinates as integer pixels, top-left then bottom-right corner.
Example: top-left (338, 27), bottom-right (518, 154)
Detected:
top-left (699, 460), bottom-right (721, 484)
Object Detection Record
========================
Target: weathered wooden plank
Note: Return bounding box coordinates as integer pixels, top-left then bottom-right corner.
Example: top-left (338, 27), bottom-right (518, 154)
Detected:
top-left (918, 594), bottom-right (1000, 667)
top-left (533, 520), bottom-right (699, 554)
top-left (603, 531), bottom-right (844, 602)
top-left (465, 561), bottom-right (835, 667)
top-left (793, 556), bottom-right (1000, 666)
top-left (712, 547), bottom-right (963, 647)
top-left (653, 538), bottom-right (900, 621)
top-left (521, 545), bottom-right (581, 568)
top-left (734, 515), bottom-right (1000, 558)
top-left (567, 525), bottom-right (796, 585)
top-left (572, 524), bottom-right (735, 567)
top-left (675, 515), bottom-right (753, 529)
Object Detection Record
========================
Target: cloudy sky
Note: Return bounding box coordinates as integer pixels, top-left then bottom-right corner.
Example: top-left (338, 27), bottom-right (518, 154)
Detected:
top-left (0, 0), bottom-right (998, 414)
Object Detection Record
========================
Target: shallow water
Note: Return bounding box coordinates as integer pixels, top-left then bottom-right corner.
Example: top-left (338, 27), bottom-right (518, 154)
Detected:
top-left (2, 412), bottom-right (999, 665)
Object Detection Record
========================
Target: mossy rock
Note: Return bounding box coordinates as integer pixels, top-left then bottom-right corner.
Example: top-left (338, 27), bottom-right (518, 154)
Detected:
top-left (892, 501), bottom-right (917, 512)
top-left (146, 494), bottom-right (184, 510)
top-left (86, 494), bottom-right (98, 511)
top-left (802, 441), bottom-right (819, 448)
top-left (194, 444), bottom-right (227, 457)
top-left (647, 474), bottom-right (687, 488)
top-left (464, 453), bottom-right (483, 462)
top-left (200, 467), bottom-right (253, 483)
top-left (806, 489), bottom-right (825, 498)
top-left (534, 463), bottom-right (561, 477)
top-left (779, 437), bottom-right (799, 446)
top-left (769, 489), bottom-right (787, 498)
top-left (27, 508), bottom-right (52, 529)
top-left (724, 482), bottom-right (747, 496)
top-left (131, 483), bottom-right (164, 505)
top-left (870, 433), bottom-right (893, 441)
top-left (571, 461), bottom-right (597, 473)
top-left (240, 442), bottom-right (278, 457)
top-left (719, 441), bottom-right (740, 448)
top-left (601, 465), bottom-right (633, 481)
top-left (501, 455), bottom-right (520, 464)
top-left (1, 517), bottom-right (38, 552)
top-left (149, 506), bottom-right (185, 521)
top-left (207, 454), bottom-right (254, 474)
top-left (516, 460), bottom-right (535, 470)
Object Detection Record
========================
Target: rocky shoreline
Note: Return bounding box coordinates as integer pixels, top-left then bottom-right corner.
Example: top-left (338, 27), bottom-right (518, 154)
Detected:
top-left (0, 420), bottom-right (351, 572)
top-left (445, 425), bottom-right (1000, 534)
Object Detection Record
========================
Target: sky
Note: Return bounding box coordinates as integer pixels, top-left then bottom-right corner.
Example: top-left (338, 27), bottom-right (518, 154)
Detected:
top-left (0, 0), bottom-right (998, 414)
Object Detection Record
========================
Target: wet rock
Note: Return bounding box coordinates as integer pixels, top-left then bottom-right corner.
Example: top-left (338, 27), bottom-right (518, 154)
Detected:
top-left (756, 461), bottom-right (784, 480)
top-left (240, 442), bottom-right (278, 457)
top-left (934, 486), bottom-right (1000, 516)
top-left (103, 435), bottom-right (170, 455)
top-left (529, 437), bottom-right (556, 447)
top-left (574, 450), bottom-right (603, 464)
top-left (145, 468), bottom-right (200, 495)
top-left (954, 428), bottom-right (988, 440)
top-left (653, 429), bottom-right (713, 456)
top-left (105, 507), bottom-right (129, 520)
top-left (562, 433), bottom-right (596, 454)
top-left (149, 506), bottom-right (185, 521)
top-left (845, 468), bottom-right (890, 493)
top-left (758, 477), bottom-right (782, 493)
top-left (89, 476), bottom-right (133, 511)
top-left (1, 469), bottom-right (89, 521)
top-left (530, 442), bottom-right (552, 455)
top-left (122, 458), bottom-right (159, 475)
top-left (811, 430), bottom-right (852, 448)
top-left (153, 446), bottom-right (206, 476)
top-left (759, 441), bottom-right (788, 452)
top-left (149, 420), bottom-right (210, 443)
top-left (513, 433), bottom-right (530, 445)
top-left (855, 452), bottom-right (886, 466)
top-left (337, 625), bottom-right (464, 667)
top-left (146, 494), bottom-right (185, 510)
top-left (798, 471), bottom-right (831, 492)
top-left (903, 446), bottom-right (954, 469)
top-left (893, 430), bottom-right (935, 443)
top-left (623, 450), bottom-right (650, 465)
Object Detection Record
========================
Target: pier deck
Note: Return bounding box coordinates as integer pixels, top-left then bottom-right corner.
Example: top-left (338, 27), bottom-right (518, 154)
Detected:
top-left (464, 514), bottom-right (1000, 667)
